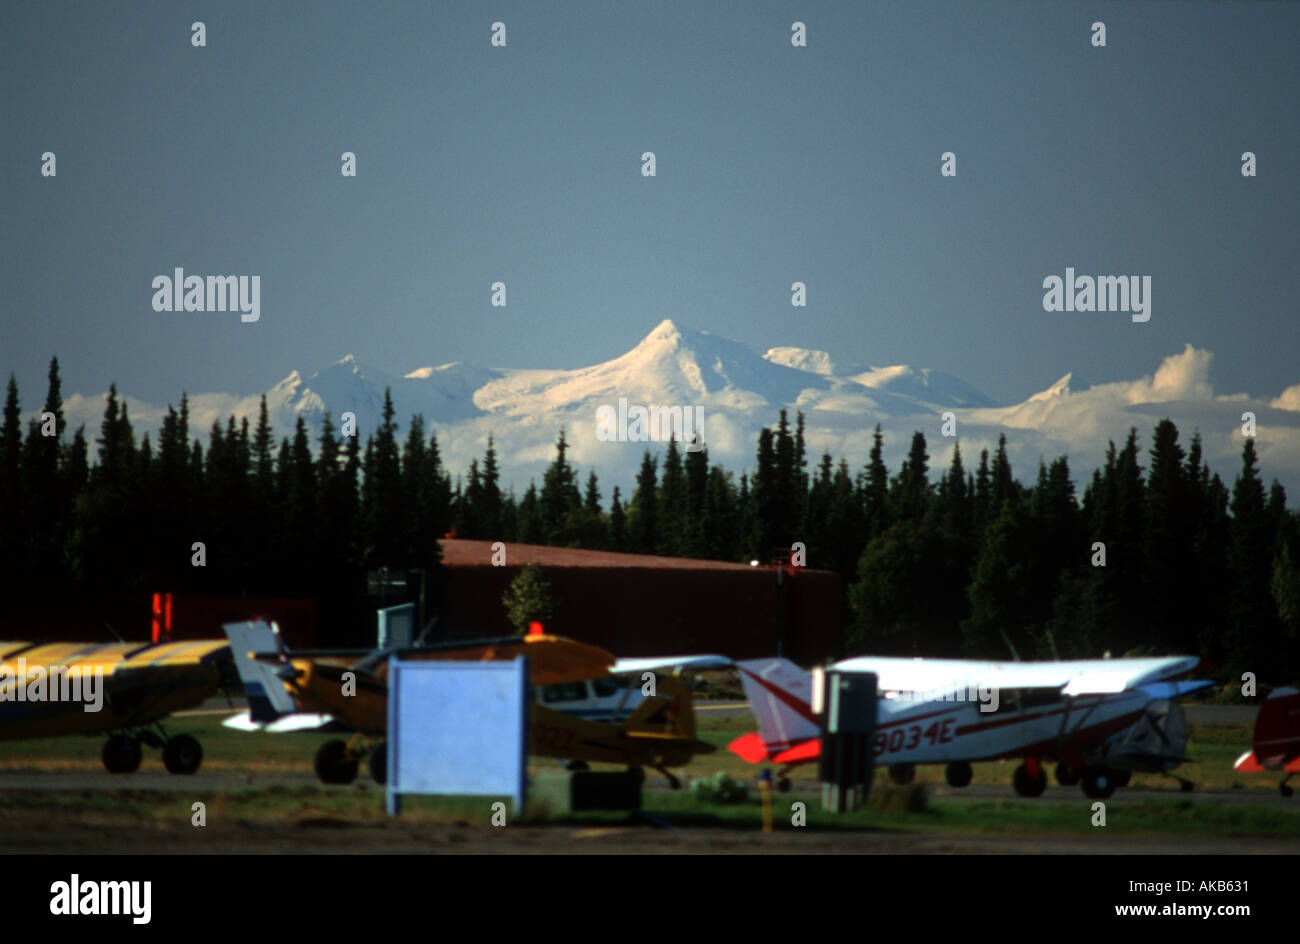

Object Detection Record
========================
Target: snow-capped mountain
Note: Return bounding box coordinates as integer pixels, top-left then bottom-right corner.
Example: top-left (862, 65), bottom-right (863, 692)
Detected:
top-left (252, 320), bottom-right (987, 444)
top-left (764, 346), bottom-right (997, 409)
top-left (467, 320), bottom-right (967, 420)
top-left (271, 355), bottom-right (502, 431)
top-left (49, 323), bottom-right (1300, 500)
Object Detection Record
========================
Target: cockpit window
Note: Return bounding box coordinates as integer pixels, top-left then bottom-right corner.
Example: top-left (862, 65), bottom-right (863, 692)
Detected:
top-left (986, 687), bottom-right (1063, 713)
top-left (541, 682), bottom-right (587, 703)
top-left (591, 677), bottom-right (622, 698)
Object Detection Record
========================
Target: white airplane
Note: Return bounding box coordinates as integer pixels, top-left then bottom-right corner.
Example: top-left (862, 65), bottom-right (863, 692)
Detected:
top-left (537, 655), bottom-right (733, 723)
top-left (728, 654), bottom-right (1209, 799)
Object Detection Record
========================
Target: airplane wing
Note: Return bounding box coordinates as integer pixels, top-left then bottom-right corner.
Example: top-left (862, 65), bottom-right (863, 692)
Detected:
top-left (88, 640), bottom-right (234, 724)
top-left (611, 655), bottom-right (733, 675)
top-left (832, 655), bottom-right (1201, 696)
top-left (0, 639), bottom-right (231, 739)
top-left (1136, 680), bottom-right (1214, 700)
top-left (1060, 657), bottom-right (1201, 695)
top-left (350, 634), bottom-right (619, 686)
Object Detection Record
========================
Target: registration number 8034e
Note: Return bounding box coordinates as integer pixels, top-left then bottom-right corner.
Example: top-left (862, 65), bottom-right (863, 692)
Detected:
top-left (872, 718), bottom-right (955, 756)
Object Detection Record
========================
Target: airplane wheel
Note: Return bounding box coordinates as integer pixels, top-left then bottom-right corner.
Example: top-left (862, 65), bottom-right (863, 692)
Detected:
top-left (888, 763), bottom-right (916, 786)
top-left (1013, 763), bottom-right (1047, 797)
top-left (565, 760), bottom-right (589, 772)
top-left (1112, 768), bottom-right (1132, 788)
top-left (102, 735), bottom-right (142, 774)
top-left (1180, 780), bottom-right (1194, 793)
top-left (776, 777), bottom-right (792, 793)
top-left (1055, 762), bottom-right (1080, 787)
top-left (369, 745), bottom-right (387, 785)
top-left (1081, 766), bottom-right (1115, 799)
top-left (314, 740), bottom-right (358, 784)
top-left (945, 761), bottom-right (973, 788)
top-left (162, 734), bottom-right (202, 775)
top-left (1281, 783), bottom-right (1294, 798)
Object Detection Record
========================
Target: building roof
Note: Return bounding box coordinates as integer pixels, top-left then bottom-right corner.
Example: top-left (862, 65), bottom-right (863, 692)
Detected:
top-left (438, 539), bottom-right (826, 573)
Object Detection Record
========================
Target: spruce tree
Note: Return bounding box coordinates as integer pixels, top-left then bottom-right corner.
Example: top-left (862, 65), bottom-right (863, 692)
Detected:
top-left (479, 435), bottom-right (504, 539)
top-left (627, 451), bottom-right (657, 554)
top-left (1227, 437), bottom-right (1276, 672)
top-left (540, 427), bottom-right (581, 544)
top-left (861, 425), bottom-right (890, 539)
top-left (658, 438), bottom-right (686, 556)
top-left (609, 485), bottom-right (627, 551)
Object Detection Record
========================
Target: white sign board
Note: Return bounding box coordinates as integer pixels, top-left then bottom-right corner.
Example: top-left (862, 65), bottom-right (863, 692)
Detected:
top-left (386, 656), bottom-right (528, 815)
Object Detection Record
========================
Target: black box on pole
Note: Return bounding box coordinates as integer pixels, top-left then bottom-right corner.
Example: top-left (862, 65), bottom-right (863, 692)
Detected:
top-left (819, 670), bottom-right (877, 812)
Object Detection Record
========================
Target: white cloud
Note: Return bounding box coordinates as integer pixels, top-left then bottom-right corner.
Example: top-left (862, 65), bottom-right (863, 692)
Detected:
top-left (1272, 384), bottom-right (1300, 412)
top-left (1125, 344), bottom-right (1215, 404)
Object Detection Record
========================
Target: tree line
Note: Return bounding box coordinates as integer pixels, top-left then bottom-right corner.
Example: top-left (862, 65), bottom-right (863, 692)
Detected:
top-left (2, 357), bottom-right (1297, 680)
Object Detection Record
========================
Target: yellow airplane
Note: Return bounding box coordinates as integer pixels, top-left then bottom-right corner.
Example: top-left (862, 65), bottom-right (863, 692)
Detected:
top-left (223, 620), bottom-right (717, 787)
top-left (0, 639), bottom-right (232, 774)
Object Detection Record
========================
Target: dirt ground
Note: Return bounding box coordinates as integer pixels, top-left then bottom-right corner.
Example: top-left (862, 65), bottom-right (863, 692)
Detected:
top-left (1, 803), bottom-right (1295, 854)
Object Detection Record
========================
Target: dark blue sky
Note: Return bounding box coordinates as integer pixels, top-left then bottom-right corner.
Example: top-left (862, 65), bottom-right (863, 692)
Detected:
top-left (3, 0), bottom-right (1297, 408)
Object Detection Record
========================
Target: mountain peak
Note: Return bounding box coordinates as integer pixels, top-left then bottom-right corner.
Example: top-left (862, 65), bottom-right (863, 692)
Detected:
top-left (622, 319), bottom-right (718, 366)
top-left (765, 347), bottom-right (836, 375)
top-left (1030, 372), bottom-right (1075, 401)
top-left (639, 318), bottom-right (686, 348)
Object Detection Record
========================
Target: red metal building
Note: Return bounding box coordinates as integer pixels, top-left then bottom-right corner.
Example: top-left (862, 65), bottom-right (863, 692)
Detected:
top-left (436, 540), bottom-right (841, 663)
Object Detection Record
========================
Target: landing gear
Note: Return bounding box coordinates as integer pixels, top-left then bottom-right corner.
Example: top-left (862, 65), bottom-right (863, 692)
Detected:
top-left (102, 734), bottom-right (142, 774)
top-left (1055, 762), bottom-right (1081, 787)
top-left (162, 734), bottom-right (202, 775)
top-left (1158, 771), bottom-right (1194, 792)
top-left (368, 744), bottom-right (387, 785)
top-left (314, 740), bottom-right (359, 784)
top-left (654, 768), bottom-right (682, 790)
top-left (1111, 768), bottom-right (1132, 788)
top-left (1013, 762), bottom-right (1047, 797)
top-left (1281, 775), bottom-right (1294, 798)
top-left (626, 765), bottom-right (646, 785)
top-left (945, 761), bottom-right (973, 788)
top-left (888, 763), bottom-right (916, 786)
top-left (1081, 766), bottom-right (1116, 799)
top-left (101, 726), bottom-right (204, 774)
top-left (776, 777), bottom-right (792, 793)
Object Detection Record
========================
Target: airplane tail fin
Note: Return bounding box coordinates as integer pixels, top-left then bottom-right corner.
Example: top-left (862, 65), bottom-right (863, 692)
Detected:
top-left (624, 673), bottom-right (700, 740)
top-left (730, 657), bottom-right (820, 762)
top-left (222, 619), bottom-right (297, 722)
top-left (668, 674), bottom-right (700, 741)
top-left (1252, 686), bottom-right (1300, 764)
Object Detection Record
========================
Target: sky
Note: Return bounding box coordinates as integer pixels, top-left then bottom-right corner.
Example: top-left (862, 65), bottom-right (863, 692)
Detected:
top-left (2, 1), bottom-right (1298, 445)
